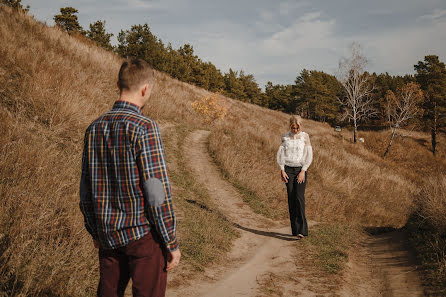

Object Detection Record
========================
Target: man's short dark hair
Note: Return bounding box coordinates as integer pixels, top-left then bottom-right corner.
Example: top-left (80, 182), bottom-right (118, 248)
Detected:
top-left (118, 58), bottom-right (155, 93)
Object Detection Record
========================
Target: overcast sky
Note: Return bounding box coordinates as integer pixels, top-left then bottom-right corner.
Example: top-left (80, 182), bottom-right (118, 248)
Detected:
top-left (22, 0), bottom-right (446, 87)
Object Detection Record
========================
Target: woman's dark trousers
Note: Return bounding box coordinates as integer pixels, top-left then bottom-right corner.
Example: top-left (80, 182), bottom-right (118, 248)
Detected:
top-left (285, 165), bottom-right (308, 236)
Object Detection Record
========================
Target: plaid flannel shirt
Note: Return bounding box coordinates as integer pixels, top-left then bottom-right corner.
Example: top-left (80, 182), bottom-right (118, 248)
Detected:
top-left (79, 100), bottom-right (178, 252)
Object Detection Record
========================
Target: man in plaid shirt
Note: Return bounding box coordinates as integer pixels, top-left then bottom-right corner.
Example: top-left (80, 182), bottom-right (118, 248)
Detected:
top-left (80, 58), bottom-right (180, 297)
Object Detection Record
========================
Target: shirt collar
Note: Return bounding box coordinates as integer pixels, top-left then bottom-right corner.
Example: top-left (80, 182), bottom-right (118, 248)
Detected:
top-left (288, 131), bottom-right (302, 138)
top-left (112, 100), bottom-right (142, 114)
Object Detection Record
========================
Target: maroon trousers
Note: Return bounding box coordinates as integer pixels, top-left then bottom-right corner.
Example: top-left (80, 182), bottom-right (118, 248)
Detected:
top-left (97, 232), bottom-right (167, 297)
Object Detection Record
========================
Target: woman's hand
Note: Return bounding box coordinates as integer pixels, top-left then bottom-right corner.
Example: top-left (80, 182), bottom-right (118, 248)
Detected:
top-left (281, 170), bottom-right (289, 183)
top-left (297, 171), bottom-right (306, 184)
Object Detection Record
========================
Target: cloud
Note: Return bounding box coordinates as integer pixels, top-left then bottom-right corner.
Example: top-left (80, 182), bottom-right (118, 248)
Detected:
top-left (278, 1), bottom-right (309, 16)
top-left (22, 0), bottom-right (446, 86)
top-left (263, 12), bottom-right (337, 55)
top-left (102, 0), bottom-right (170, 12)
top-left (127, 0), bottom-right (160, 9)
top-left (419, 8), bottom-right (446, 22)
top-left (195, 11), bottom-right (344, 86)
top-left (356, 12), bottom-right (446, 75)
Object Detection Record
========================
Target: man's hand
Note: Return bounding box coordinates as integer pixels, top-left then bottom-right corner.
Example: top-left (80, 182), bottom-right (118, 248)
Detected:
top-left (166, 249), bottom-right (181, 272)
top-left (93, 239), bottom-right (100, 249)
top-left (297, 171), bottom-right (306, 184)
top-left (281, 170), bottom-right (289, 183)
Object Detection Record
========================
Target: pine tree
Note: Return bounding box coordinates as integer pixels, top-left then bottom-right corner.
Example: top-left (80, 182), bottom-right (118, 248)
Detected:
top-left (86, 20), bottom-right (113, 51)
top-left (2, 0), bottom-right (29, 12)
top-left (223, 69), bottom-right (245, 100)
top-left (415, 55), bottom-right (446, 156)
top-left (239, 71), bottom-right (262, 104)
top-left (117, 24), bottom-right (166, 71)
top-left (54, 7), bottom-right (84, 34)
top-left (177, 43), bottom-right (195, 82)
top-left (204, 62), bottom-right (225, 92)
top-left (293, 69), bottom-right (342, 123)
top-left (264, 82), bottom-right (293, 112)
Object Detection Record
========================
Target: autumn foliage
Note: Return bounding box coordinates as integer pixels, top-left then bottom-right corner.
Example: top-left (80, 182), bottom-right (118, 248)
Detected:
top-left (191, 92), bottom-right (227, 123)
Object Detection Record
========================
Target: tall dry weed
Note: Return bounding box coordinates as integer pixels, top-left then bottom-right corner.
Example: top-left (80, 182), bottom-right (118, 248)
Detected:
top-left (416, 175), bottom-right (446, 231)
top-left (407, 174), bottom-right (446, 295)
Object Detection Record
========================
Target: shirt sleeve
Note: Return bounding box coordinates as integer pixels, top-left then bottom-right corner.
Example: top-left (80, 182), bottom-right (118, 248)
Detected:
top-left (136, 122), bottom-right (178, 252)
top-left (301, 133), bottom-right (313, 171)
top-left (276, 136), bottom-right (286, 171)
top-left (79, 131), bottom-right (98, 240)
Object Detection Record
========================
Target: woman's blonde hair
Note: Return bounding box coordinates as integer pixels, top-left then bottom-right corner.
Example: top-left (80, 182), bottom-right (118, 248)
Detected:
top-left (289, 115), bottom-right (302, 131)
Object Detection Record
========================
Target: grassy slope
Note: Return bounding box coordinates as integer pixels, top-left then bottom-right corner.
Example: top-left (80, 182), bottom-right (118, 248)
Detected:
top-left (0, 7), bottom-right (235, 296)
top-left (208, 106), bottom-right (446, 227)
top-left (1, 6), bottom-right (445, 296)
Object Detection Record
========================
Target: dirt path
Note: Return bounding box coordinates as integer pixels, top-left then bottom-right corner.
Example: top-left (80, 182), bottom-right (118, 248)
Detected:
top-left (341, 230), bottom-right (425, 297)
top-left (165, 129), bottom-right (425, 297)
top-left (167, 130), bottom-right (319, 297)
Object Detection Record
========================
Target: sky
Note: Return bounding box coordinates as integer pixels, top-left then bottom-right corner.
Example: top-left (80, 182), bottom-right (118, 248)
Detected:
top-left (22, 0), bottom-right (446, 88)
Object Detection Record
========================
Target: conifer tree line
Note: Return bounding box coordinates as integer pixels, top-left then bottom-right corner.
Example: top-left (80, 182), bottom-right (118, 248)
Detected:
top-left (4, 2), bottom-right (445, 149)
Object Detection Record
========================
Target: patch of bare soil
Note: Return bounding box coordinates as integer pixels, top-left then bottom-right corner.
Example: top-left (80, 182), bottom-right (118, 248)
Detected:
top-left (340, 229), bottom-right (425, 297)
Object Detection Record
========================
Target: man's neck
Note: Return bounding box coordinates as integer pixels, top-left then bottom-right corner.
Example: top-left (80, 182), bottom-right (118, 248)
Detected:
top-left (118, 95), bottom-right (143, 108)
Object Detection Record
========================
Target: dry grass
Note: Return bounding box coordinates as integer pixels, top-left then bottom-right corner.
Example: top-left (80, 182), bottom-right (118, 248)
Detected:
top-left (207, 101), bottom-right (446, 291)
top-left (359, 129), bottom-right (446, 294)
top-left (416, 175), bottom-right (446, 232)
top-left (406, 175), bottom-right (446, 296)
top-left (0, 7), bottom-right (118, 296)
top-left (1, 5), bottom-right (446, 296)
top-left (162, 126), bottom-right (238, 274)
top-left (0, 6), bottom-right (230, 296)
top-left (301, 224), bottom-right (359, 274)
top-left (207, 103), bottom-right (427, 227)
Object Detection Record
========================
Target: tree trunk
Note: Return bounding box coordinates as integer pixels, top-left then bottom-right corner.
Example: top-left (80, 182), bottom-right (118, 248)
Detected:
top-left (432, 126), bottom-right (437, 156)
top-left (432, 103), bottom-right (437, 156)
top-left (353, 120), bottom-right (357, 143)
top-left (384, 128), bottom-right (396, 157)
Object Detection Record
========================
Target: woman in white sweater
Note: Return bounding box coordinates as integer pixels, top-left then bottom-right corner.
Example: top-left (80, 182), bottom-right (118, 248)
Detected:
top-left (276, 115), bottom-right (313, 238)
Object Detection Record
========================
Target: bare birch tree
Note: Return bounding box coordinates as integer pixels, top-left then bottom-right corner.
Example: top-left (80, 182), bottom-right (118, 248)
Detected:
top-left (338, 43), bottom-right (377, 143)
top-left (383, 82), bottom-right (423, 157)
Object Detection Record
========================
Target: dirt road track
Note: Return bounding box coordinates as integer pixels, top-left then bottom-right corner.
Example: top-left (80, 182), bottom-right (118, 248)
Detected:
top-left (340, 230), bottom-right (424, 297)
top-left (167, 130), bottom-right (318, 297)
top-left (165, 129), bottom-right (425, 297)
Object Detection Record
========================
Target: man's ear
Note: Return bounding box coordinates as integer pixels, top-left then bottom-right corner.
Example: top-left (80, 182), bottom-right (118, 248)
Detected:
top-left (141, 84), bottom-right (148, 97)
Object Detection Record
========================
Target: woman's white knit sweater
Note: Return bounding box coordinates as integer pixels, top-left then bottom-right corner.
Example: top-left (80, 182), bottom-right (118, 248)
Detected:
top-left (276, 131), bottom-right (313, 171)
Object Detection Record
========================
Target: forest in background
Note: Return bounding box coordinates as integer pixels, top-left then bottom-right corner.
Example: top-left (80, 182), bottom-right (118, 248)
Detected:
top-left (8, 2), bottom-right (441, 137)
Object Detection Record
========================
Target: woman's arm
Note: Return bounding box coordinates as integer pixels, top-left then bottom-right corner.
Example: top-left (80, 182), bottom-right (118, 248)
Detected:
top-left (277, 136), bottom-right (289, 182)
top-left (301, 133), bottom-right (313, 171)
top-left (277, 145), bottom-right (286, 171)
